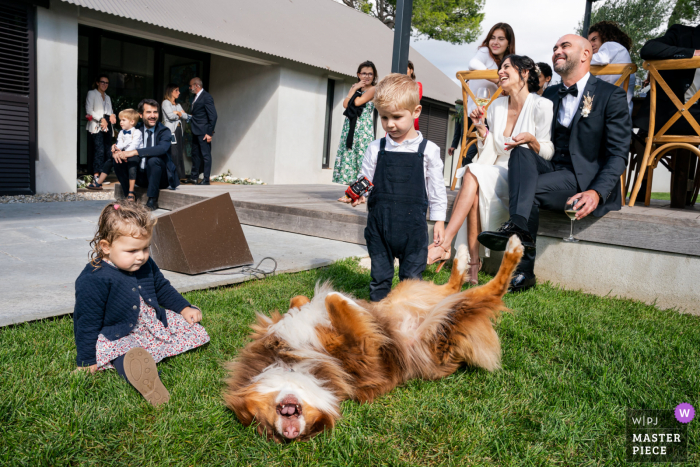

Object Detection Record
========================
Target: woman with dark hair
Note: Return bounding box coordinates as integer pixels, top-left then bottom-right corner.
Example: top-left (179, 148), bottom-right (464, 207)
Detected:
top-left (407, 60), bottom-right (423, 130)
top-left (428, 55), bottom-right (553, 283)
top-left (162, 83), bottom-right (189, 181)
top-left (333, 60), bottom-right (377, 202)
top-left (588, 21), bottom-right (635, 114)
top-left (536, 62), bottom-right (553, 96)
top-left (85, 74), bottom-right (116, 184)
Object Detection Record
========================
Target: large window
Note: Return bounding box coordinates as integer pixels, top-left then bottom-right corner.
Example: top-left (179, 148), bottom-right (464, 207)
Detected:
top-left (77, 26), bottom-right (210, 174)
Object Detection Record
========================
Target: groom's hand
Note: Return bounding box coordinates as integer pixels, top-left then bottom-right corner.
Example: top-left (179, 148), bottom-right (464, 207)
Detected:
top-left (567, 190), bottom-right (599, 220)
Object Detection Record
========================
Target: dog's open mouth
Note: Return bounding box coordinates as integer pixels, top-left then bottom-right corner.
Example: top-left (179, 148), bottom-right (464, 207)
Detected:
top-left (276, 395), bottom-right (302, 418)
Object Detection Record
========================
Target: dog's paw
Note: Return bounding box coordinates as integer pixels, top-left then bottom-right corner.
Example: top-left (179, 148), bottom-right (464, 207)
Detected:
top-left (455, 244), bottom-right (469, 276)
top-left (506, 235), bottom-right (524, 255)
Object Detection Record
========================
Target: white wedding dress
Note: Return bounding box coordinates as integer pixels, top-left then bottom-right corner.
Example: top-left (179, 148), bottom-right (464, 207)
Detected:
top-left (454, 93), bottom-right (554, 257)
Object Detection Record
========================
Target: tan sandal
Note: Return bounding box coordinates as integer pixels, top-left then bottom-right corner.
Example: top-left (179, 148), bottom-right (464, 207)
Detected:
top-left (122, 347), bottom-right (169, 406)
top-left (428, 244), bottom-right (451, 273)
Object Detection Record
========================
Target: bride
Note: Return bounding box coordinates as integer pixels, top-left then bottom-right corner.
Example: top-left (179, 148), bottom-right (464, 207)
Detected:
top-left (428, 55), bottom-right (554, 284)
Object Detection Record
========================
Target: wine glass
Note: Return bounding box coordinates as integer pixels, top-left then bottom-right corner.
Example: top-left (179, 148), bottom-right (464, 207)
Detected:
top-left (563, 199), bottom-right (579, 243)
top-left (475, 88), bottom-right (491, 125)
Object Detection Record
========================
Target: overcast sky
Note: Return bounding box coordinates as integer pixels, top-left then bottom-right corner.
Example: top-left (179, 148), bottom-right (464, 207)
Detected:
top-left (410, 0), bottom-right (588, 85)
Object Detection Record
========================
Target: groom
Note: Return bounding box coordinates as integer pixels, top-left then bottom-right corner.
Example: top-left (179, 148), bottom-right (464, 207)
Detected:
top-left (477, 34), bottom-right (632, 292)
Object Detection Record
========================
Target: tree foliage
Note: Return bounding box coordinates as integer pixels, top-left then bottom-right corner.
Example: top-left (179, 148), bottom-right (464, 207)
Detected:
top-left (340, 0), bottom-right (485, 44)
top-left (667, 0), bottom-right (700, 27)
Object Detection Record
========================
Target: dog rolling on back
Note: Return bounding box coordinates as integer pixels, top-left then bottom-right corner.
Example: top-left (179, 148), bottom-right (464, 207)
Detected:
top-left (224, 236), bottom-right (524, 441)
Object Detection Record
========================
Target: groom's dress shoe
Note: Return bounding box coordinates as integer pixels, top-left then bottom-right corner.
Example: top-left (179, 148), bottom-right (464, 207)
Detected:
top-left (477, 221), bottom-right (536, 251)
top-left (145, 197), bottom-right (159, 211)
top-left (509, 272), bottom-right (536, 293)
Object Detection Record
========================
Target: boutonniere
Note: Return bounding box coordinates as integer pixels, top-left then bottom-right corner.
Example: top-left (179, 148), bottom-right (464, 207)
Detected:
top-left (581, 93), bottom-right (594, 118)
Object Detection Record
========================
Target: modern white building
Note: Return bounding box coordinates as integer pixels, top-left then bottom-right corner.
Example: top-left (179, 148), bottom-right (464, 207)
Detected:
top-left (0, 0), bottom-right (461, 195)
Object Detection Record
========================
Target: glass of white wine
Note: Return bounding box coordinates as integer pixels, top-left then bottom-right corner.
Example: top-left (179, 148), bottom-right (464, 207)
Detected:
top-left (475, 88), bottom-right (491, 125)
top-left (563, 199), bottom-right (579, 243)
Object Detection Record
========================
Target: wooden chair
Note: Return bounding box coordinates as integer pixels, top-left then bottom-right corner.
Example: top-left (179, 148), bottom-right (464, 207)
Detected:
top-left (628, 57), bottom-right (700, 206)
top-left (589, 63), bottom-right (638, 206)
top-left (450, 70), bottom-right (502, 191)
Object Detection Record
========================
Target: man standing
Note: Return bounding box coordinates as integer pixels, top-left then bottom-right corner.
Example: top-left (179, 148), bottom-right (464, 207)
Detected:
top-left (113, 99), bottom-right (179, 211)
top-left (477, 35), bottom-right (631, 292)
top-left (184, 77), bottom-right (218, 185)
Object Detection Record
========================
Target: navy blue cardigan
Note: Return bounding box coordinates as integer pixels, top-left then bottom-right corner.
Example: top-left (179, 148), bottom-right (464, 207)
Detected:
top-left (73, 257), bottom-right (191, 366)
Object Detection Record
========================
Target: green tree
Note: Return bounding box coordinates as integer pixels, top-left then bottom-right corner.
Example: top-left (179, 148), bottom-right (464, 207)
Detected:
top-left (340, 0), bottom-right (485, 44)
top-left (667, 0), bottom-right (700, 27)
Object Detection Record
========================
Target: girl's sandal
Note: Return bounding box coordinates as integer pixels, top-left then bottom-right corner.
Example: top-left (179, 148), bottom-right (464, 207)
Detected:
top-left (122, 347), bottom-right (170, 407)
top-left (126, 191), bottom-right (136, 202)
top-left (86, 182), bottom-right (103, 191)
top-left (467, 259), bottom-right (482, 286)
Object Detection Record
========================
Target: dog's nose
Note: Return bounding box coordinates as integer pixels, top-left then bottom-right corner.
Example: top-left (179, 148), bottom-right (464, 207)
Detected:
top-left (283, 427), bottom-right (299, 439)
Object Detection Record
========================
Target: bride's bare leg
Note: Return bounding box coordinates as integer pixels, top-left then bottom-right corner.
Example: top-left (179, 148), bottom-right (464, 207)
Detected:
top-left (467, 191), bottom-right (481, 261)
top-left (442, 169), bottom-right (479, 247)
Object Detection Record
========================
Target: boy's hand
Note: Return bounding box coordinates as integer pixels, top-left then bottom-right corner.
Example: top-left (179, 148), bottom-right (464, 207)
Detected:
top-left (351, 196), bottom-right (367, 208)
top-left (180, 306), bottom-right (202, 325)
top-left (433, 221), bottom-right (445, 245)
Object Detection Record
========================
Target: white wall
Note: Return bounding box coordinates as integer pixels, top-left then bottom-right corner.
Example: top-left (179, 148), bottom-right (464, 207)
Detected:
top-left (209, 56), bottom-right (280, 183)
top-left (273, 68), bottom-right (333, 184)
top-left (35, 1), bottom-right (78, 194)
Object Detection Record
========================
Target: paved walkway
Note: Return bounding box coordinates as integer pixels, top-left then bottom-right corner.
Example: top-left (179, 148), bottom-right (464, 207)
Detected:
top-left (0, 201), bottom-right (368, 326)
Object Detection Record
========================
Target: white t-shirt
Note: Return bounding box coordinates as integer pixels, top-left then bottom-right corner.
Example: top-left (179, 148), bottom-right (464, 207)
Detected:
top-left (466, 47), bottom-right (500, 114)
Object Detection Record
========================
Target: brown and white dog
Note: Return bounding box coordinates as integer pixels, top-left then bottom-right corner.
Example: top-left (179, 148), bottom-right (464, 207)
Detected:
top-left (224, 236), bottom-right (523, 442)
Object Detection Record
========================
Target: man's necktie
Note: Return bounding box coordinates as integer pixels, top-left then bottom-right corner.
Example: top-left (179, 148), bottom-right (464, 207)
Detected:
top-left (558, 84), bottom-right (578, 98)
top-left (146, 131), bottom-right (153, 148)
top-left (123, 130), bottom-right (131, 135)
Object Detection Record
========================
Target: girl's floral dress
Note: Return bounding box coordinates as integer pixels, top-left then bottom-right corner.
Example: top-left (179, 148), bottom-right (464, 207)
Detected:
top-left (94, 260), bottom-right (210, 370)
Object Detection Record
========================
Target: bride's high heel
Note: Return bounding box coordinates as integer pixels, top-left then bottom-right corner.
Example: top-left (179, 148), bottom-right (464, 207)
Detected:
top-left (427, 244), bottom-right (451, 273)
top-left (467, 259), bottom-right (482, 285)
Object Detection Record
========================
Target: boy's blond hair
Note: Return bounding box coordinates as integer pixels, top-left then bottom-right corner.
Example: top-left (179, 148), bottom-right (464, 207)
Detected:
top-left (118, 108), bottom-right (140, 124)
top-left (373, 73), bottom-right (421, 112)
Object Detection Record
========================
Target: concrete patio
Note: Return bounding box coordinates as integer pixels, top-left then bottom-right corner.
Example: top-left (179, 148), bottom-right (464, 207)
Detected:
top-left (0, 200), bottom-right (368, 327)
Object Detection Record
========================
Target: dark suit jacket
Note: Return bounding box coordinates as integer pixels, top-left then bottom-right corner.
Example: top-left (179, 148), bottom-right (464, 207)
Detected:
top-left (190, 90), bottom-right (218, 136)
top-left (134, 121), bottom-right (179, 188)
top-left (543, 74), bottom-right (632, 216)
top-left (450, 119), bottom-right (463, 149)
top-left (634, 24), bottom-right (700, 131)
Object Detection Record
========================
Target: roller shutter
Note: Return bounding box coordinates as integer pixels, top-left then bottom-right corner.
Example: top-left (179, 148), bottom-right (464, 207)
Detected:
top-left (0, 1), bottom-right (36, 195)
top-left (419, 99), bottom-right (449, 164)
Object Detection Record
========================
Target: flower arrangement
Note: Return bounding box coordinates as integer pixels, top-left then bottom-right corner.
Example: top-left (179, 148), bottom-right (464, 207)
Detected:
top-left (581, 93), bottom-right (594, 118)
top-left (211, 170), bottom-right (266, 185)
top-left (77, 175), bottom-right (93, 189)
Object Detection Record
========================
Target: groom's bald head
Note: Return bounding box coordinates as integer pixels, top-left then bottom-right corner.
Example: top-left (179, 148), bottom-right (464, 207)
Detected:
top-left (552, 34), bottom-right (592, 82)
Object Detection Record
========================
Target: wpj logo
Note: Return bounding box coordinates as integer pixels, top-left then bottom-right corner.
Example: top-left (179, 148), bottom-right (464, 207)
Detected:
top-left (626, 407), bottom-right (691, 463)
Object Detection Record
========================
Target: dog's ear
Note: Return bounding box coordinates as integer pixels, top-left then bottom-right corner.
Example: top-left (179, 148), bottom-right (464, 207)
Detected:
top-left (303, 411), bottom-right (335, 440)
top-left (289, 295), bottom-right (310, 309)
top-left (224, 394), bottom-right (255, 426)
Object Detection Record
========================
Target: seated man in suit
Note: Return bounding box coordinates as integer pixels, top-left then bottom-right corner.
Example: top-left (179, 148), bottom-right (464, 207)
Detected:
top-left (113, 99), bottom-right (179, 211)
top-left (477, 34), bottom-right (632, 292)
top-left (184, 77), bottom-right (218, 185)
top-left (634, 23), bottom-right (700, 135)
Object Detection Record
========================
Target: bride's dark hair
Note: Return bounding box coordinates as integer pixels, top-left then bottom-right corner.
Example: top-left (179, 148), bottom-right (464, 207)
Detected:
top-left (499, 54), bottom-right (539, 93)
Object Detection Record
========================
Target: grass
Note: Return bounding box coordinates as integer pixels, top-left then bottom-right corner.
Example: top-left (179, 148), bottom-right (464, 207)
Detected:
top-left (628, 192), bottom-right (671, 201)
top-left (1, 258), bottom-right (699, 466)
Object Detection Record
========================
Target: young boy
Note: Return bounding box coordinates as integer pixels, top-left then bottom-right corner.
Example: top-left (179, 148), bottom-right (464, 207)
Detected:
top-left (87, 109), bottom-right (142, 201)
top-left (353, 73), bottom-right (447, 302)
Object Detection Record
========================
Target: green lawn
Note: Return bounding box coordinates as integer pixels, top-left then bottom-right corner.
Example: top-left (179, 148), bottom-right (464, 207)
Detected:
top-left (628, 192), bottom-right (671, 201)
top-left (1, 259), bottom-right (698, 466)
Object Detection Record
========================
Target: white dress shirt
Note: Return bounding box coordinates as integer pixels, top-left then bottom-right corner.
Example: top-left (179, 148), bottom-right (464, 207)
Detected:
top-left (116, 128), bottom-right (143, 152)
top-left (591, 41), bottom-right (636, 115)
top-left (685, 69), bottom-right (700, 103)
top-left (558, 72), bottom-right (590, 127)
top-left (192, 89), bottom-right (204, 105)
top-left (359, 132), bottom-right (447, 221)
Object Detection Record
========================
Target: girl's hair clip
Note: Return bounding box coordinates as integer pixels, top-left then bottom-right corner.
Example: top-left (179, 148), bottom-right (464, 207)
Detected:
top-left (114, 204), bottom-right (120, 210)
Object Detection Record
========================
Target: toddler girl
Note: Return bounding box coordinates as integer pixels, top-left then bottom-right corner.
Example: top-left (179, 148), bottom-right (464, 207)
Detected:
top-left (74, 202), bottom-right (209, 406)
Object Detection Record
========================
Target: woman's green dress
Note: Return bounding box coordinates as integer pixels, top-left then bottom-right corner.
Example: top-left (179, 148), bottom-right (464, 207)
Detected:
top-left (332, 97), bottom-right (375, 185)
